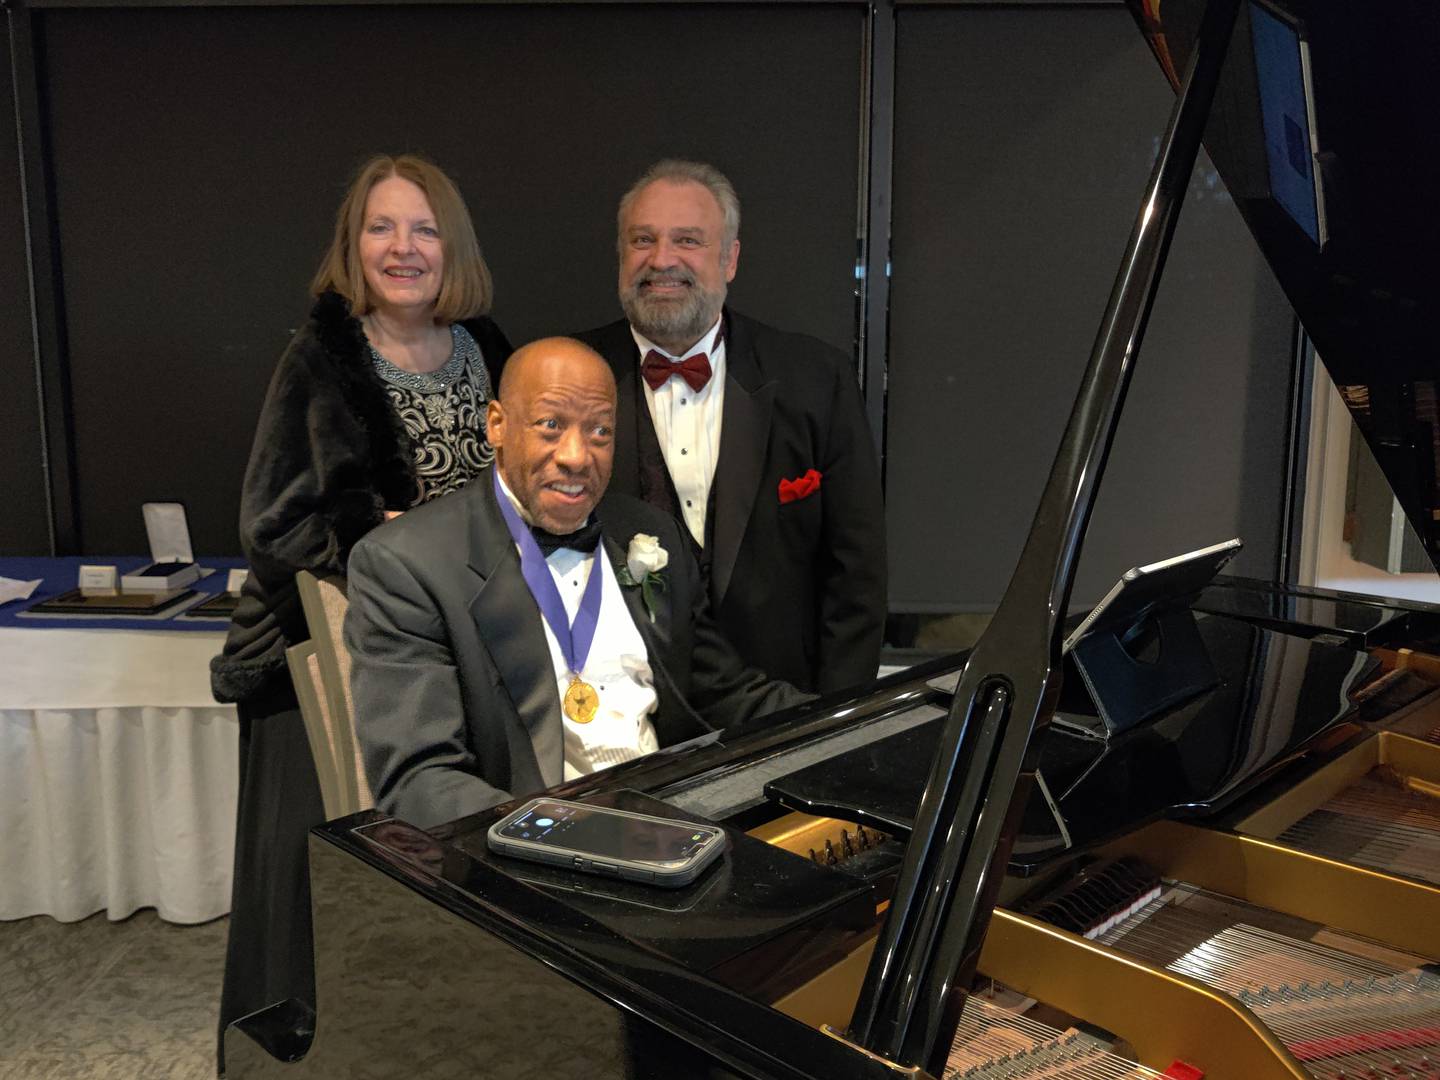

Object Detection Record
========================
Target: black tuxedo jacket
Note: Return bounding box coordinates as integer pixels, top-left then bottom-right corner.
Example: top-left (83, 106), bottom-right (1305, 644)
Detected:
top-left (344, 470), bottom-right (805, 828)
top-left (574, 309), bottom-right (887, 693)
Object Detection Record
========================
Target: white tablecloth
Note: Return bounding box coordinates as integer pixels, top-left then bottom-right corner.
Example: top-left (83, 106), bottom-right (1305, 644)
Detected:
top-left (0, 627), bottom-right (238, 924)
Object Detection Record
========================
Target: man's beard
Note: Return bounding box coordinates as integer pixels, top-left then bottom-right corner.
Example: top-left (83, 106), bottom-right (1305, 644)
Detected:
top-left (620, 270), bottom-right (725, 349)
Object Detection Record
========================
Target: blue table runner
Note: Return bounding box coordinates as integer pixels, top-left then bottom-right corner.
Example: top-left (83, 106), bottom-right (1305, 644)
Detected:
top-left (0, 556), bottom-right (247, 632)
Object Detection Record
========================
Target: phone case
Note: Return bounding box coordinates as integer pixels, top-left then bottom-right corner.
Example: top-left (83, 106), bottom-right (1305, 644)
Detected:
top-left (486, 798), bottom-right (727, 888)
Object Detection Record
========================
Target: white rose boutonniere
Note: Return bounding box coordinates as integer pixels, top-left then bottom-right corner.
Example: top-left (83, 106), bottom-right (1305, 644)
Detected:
top-left (617, 533), bottom-right (668, 621)
top-left (625, 533), bottom-right (668, 580)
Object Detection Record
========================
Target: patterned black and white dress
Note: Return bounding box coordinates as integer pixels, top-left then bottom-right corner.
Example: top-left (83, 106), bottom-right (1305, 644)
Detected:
top-left (370, 324), bottom-right (495, 503)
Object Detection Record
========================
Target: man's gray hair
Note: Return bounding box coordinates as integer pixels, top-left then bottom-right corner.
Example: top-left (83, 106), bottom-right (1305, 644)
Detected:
top-left (616, 159), bottom-right (741, 251)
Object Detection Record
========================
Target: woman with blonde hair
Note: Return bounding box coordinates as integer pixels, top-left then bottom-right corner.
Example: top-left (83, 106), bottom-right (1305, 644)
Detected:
top-left (211, 154), bottom-right (510, 1067)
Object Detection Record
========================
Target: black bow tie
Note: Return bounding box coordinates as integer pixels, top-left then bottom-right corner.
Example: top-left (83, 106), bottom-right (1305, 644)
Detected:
top-left (530, 518), bottom-right (603, 556)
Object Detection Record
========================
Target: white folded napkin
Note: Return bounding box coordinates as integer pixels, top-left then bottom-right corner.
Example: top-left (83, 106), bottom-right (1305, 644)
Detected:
top-left (0, 576), bottom-right (42, 605)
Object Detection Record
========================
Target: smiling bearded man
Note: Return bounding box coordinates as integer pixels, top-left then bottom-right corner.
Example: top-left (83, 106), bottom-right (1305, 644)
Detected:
top-left (344, 337), bottom-right (808, 829)
top-left (575, 159), bottom-right (887, 696)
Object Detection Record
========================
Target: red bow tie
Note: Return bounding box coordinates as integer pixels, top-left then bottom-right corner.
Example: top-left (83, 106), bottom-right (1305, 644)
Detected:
top-left (641, 350), bottom-right (713, 393)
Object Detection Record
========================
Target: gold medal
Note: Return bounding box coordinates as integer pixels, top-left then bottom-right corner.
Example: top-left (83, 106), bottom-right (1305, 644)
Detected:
top-left (563, 677), bottom-right (599, 724)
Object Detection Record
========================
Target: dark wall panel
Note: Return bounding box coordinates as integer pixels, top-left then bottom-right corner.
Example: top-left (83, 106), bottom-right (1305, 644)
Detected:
top-left (885, 5), bottom-right (1293, 611)
top-left (0, 19), bottom-right (52, 554)
top-left (41, 4), bottom-right (862, 554)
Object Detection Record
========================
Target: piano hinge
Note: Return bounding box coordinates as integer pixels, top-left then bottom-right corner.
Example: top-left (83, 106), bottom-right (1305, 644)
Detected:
top-left (818, 1025), bottom-right (928, 1077)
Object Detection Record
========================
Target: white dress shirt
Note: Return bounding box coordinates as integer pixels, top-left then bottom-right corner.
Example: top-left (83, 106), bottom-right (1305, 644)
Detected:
top-left (495, 473), bottom-right (660, 779)
top-left (631, 318), bottom-right (726, 546)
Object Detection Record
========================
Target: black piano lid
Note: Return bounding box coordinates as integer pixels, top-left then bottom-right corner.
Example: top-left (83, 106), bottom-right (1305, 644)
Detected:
top-left (847, 4), bottom-right (1440, 1064)
top-left (763, 615), bottom-right (1380, 870)
top-left (1195, 574), bottom-right (1440, 648)
top-left (1132, 0), bottom-right (1440, 571)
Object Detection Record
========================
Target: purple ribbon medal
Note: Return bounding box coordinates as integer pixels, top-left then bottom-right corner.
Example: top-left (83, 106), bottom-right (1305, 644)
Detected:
top-left (493, 470), bottom-right (603, 722)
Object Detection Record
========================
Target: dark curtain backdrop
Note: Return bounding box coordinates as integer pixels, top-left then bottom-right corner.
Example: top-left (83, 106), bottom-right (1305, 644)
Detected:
top-left (8, 2), bottom-right (1300, 619)
top-left (36, 3), bottom-right (863, 555)
top-left (1, 19), bottom-right (51, 553)
top-left (884, 4), bottom-right (1294, 612)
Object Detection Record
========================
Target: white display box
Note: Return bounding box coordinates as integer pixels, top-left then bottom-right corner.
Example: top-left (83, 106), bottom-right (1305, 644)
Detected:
top-left (121, 503), bottom-right (201, 592)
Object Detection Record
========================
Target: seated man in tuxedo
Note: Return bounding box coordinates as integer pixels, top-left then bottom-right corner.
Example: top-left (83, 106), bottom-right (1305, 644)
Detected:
top-left (345, 336), bottom-right (808, 828)
top-left (574, 159), bottom-right (886, 694)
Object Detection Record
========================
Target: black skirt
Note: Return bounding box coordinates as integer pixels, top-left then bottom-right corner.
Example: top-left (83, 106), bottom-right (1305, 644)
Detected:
top-left (216, 677), bottom-right (324, 1074)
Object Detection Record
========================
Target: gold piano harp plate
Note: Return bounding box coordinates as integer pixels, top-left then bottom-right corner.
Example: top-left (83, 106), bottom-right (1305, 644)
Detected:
top-left (981, 912), bottom-right (1311, 1080)
top-left (768, 909), bottom-right (1310, 1080)
top-left (753, 813), bottom-right (1308, 1079)
top-left (1233, 730), bottom-right (1440, 840)
top-left (1228, 729), bottom-right (1440, 890)
top-left (1100, 817), bottom-right (1440, 960)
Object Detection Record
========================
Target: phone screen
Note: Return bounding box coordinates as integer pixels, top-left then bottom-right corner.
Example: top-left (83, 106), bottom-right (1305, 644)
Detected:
top-left (497, 801), bottom-right (714, 866)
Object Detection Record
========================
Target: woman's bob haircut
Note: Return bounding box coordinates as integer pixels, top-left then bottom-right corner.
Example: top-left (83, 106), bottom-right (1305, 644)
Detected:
top-left (311, 154), bottom-right (493, 322)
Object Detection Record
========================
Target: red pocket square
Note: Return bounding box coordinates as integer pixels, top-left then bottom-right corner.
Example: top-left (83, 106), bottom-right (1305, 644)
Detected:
top-left (778, 468), bottom-right (822, 504)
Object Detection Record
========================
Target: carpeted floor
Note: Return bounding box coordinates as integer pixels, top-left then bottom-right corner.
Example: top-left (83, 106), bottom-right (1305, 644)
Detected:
top-left (0, 909), bottom-right (225, 1079)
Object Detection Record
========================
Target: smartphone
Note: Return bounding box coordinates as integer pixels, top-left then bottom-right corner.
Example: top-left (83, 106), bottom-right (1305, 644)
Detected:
top-left (486, 797), bottom-right (727, 888)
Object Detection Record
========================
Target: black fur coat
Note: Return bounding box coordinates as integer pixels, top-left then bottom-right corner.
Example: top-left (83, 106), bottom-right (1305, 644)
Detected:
top-left (210, 292), bottom-right (512, 702)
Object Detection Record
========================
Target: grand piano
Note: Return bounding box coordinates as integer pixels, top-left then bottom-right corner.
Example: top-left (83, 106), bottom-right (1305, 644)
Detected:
top-left (226, 1), bottom-right (1440, 1076)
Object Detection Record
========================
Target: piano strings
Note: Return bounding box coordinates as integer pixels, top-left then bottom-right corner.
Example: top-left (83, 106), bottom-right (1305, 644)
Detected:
top-left (1100, 902), bottom-right (1402, 994)
top-left (1238, 976), bottom-right (1440, 1079)
top-left (945, 996), bottom-right (1159, 1079)
top-left (1276, 772), bottom-right (1440, 886)
top-left (1022, 862), bottom-right (1440, 1079)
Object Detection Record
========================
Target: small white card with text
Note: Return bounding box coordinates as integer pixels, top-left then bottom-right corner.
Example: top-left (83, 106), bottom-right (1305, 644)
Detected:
top-left (226, 569), bottom-right (249, 595)
top-left (78, 564), bottom-right (118, 595)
